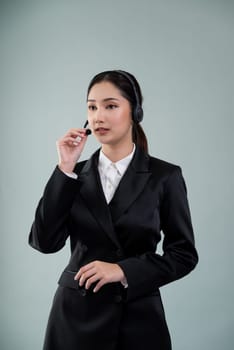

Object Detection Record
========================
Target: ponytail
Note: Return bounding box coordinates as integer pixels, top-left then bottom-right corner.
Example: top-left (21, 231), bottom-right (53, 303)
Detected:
top-left (132, 123), bottom-right (148, 154)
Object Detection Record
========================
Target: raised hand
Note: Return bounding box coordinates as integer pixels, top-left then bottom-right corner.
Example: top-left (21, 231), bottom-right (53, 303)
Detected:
top-left (56, 128), bottom-right (88, 173)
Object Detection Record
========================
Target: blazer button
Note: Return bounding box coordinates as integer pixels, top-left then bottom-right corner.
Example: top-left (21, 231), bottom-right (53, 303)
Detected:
top-left (114, 295), bottom-right (122, 303)
top-left (80, 289), bottom-right (87, 296)
top-left (116, 249), bottom-right (123, 257)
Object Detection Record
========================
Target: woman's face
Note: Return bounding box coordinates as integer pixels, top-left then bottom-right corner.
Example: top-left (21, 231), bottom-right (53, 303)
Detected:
top-left (87, 81), bottom-right (133, 147)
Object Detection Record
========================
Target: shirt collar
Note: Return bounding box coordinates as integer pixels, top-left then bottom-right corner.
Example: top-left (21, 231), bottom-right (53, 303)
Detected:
top-left (98, 144), bottom-right (136, 176)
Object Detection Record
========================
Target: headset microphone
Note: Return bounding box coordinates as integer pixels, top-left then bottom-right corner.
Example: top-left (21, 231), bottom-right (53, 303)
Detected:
top-left (83, 121), bottom-right (92, 135)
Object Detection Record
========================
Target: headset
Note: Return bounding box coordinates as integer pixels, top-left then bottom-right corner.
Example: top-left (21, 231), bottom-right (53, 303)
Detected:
top-left (83, 120), bottom-right (92, 135)
top-left (115, 70), bottom-right (144, 124)
top-left (83, 70), bottom-right (143, 135)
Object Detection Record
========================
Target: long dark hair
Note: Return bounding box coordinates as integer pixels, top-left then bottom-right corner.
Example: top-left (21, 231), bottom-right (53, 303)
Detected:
top-left (87, 70), bottom-right (148, 154)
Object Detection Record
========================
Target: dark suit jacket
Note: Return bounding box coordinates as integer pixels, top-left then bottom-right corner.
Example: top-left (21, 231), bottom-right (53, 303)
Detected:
top-left (29, 147), bottom-right (198, 350)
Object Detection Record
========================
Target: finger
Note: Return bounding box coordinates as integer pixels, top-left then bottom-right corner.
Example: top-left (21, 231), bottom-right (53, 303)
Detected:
top-left (71, 132), bottom-right (89, 147)
top-left (85, 274), bottom-right (102, 290)
top-left (57, 135), bottom-right (87, 148)
top-left (73, 133), bottom-right (87, 144)
top-left (74, 262), bottom-right (96, 280)
top-left (58, 130), bottom-right (85, 143)
top-left (67, 128), bottom-right (86, 136)
top-left (93, 279), bottom-right (106, 293)
top-left (79, 268), bottom-right (96, 286)
top-left (59, 136), bottom-right (83, 144)
top-left (60, 133), bottom-right (86, 143)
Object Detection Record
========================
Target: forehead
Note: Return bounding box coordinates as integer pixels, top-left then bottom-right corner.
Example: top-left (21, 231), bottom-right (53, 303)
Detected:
top-left (87, 81), bottom-right (123, 101)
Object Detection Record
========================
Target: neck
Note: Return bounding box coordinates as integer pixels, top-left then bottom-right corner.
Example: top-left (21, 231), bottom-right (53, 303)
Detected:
top-left (101, 142), bottom-right (134, 162)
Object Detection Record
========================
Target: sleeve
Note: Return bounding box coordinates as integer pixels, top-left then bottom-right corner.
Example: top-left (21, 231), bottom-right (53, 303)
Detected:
top-left (117, 167), bottom-right (198, 301)
top-left (28, 166), bottom-right (78, 253)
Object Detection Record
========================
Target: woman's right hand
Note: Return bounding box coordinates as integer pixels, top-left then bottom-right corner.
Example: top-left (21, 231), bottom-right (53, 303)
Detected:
top-left (56, 128), bottom-right (88, 173)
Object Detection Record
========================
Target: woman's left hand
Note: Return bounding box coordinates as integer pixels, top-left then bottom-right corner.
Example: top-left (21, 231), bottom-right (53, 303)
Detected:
top-left (74, 261), bottom-right (126, 293)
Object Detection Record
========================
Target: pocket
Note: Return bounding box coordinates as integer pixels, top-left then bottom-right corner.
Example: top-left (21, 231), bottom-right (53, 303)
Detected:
top-left (58, 270), bottom-right (87, 296)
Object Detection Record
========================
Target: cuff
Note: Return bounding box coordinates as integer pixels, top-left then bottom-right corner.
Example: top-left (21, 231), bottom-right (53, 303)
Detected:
top-left (63, 171), bottom-right (78, 179)
top-left (120, 277), bottom-right (128, 289)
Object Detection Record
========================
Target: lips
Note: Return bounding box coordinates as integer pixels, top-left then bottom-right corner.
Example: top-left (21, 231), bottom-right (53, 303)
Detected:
top-left (95, 127), bottom-right (109, 133)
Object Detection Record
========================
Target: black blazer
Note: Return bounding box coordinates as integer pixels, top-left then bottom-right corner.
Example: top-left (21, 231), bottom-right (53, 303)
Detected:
top-left (29, 147), bottom-right (198, 350)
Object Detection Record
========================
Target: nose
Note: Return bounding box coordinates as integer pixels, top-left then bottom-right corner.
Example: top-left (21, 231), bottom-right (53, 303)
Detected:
top-left (93, 107), bottom-right (105, 124)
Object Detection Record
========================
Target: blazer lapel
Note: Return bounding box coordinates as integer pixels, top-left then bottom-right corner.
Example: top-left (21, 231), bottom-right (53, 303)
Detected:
top-left (78, 150), bottom-right (122, 249)
top-left (109, 147), bottom-right (151, 223)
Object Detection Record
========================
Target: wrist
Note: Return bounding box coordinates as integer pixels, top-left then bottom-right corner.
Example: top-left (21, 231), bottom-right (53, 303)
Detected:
top-left (116, 264), bottom-right (128, 288)
top-left (58, 162), bottom-right (76, 173)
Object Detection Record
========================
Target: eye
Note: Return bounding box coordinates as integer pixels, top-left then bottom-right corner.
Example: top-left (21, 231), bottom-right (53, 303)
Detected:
top-left (88, 105), bottom-right (97, 111)
top-left (106, 104), bottom-right (118, 110)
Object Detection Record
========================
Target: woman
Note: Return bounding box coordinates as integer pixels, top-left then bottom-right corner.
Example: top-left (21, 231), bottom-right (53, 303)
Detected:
top-left (29, 70), bottom-right (198, 350)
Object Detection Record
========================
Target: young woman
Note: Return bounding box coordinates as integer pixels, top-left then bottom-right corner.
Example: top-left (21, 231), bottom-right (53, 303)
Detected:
top-left (29, 70), bottom-right (198, 350)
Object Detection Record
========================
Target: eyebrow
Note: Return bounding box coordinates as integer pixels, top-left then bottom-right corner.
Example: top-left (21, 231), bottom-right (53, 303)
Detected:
top-left (87, 97), bottom-right (120, 102)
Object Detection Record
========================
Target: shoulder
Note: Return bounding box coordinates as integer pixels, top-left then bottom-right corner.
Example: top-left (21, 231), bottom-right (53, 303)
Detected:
top-left (147, 154), bottom-right (187, 192)
top-left (148, 155), bottom-right (188, 195)
top-left (148, 154), bottom-right (181, 177)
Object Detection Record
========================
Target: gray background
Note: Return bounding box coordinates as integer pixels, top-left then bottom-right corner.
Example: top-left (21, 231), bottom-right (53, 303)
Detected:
top-left (1, 0), bottom-right (233, 349)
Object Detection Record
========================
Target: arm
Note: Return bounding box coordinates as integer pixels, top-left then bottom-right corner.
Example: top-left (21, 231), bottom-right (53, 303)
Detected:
top-left (29, 167), bottom-right (79, 253)
top-left (29, 128), bottom-right (88, 253)
top-left (117, 167), bottom-right (198, 301)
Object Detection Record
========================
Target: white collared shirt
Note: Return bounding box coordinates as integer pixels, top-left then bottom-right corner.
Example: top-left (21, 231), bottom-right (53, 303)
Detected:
top-left (98, 144), bottom-right (136, 203)
top-left (64, 144), bottom-right (136, 199)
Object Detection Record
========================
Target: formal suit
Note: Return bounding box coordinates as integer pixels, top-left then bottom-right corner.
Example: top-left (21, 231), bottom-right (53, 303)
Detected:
top-left (29, 146), bottom-right (198, 350)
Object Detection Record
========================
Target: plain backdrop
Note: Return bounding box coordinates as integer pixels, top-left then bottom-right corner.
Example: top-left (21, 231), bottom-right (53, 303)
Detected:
top-left (1, 0), bottom-right (233, 349)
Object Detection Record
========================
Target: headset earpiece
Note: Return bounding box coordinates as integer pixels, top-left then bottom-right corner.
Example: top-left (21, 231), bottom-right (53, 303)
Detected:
top-left (134, 105), bottom-right (144, 123)
top-left (116, 70), bottom-right (144, 124)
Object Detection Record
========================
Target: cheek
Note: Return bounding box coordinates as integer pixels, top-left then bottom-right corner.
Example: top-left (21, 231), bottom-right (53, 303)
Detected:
top-left (87, 114), bottom-right (94, 127)
top-left (116, 112), bottom-right (132, 128)
top-left (115, 106), bottom-right (131, 122)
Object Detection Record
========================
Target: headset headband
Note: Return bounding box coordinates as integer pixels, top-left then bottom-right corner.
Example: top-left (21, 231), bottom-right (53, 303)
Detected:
top-left (115, 70), bottom-right (143, 123)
